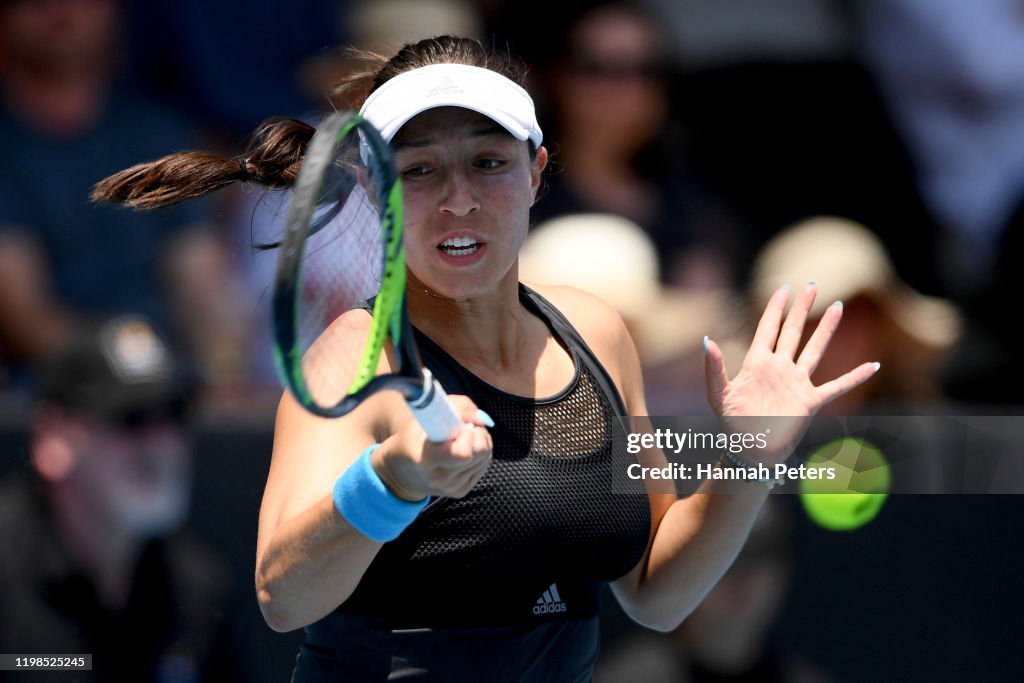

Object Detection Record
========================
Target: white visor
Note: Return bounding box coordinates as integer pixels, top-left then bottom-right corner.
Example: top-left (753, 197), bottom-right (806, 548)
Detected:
top-left (358, 63), bottom-right (543, 148)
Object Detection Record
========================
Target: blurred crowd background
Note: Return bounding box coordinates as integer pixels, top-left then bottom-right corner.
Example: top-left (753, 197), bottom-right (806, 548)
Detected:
top-left (0, 1), bottom-right (1020, 681)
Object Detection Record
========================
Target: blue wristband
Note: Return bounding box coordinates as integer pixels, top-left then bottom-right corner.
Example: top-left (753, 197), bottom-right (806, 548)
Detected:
top-left (333, 444), bottom-right (429, 542)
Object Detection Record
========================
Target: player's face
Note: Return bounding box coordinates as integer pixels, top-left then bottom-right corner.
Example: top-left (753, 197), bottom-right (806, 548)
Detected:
top-left (392, 107), bottom-right (546, 301)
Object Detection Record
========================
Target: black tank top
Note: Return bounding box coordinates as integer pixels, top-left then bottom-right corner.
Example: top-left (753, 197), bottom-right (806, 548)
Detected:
top-left (294, 285), bottom-right (651, 681)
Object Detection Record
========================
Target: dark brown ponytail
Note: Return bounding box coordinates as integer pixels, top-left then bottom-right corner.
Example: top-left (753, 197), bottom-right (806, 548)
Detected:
top-left (91, 117), bottom-right (315, 210)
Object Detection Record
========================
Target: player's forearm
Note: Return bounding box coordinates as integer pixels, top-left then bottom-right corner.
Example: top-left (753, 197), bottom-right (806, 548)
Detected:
top-left (255, 495), bottom-right (382, 632)
top-left (623, 482), bottom-right (768, 631)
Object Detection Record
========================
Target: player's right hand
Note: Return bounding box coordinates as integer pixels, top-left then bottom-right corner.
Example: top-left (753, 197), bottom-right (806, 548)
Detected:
top-left (372, 395), bottom-right (493, 501)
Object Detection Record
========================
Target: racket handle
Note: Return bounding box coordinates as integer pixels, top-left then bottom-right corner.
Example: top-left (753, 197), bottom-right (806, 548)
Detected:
top-left (407, 369), bottom-right (465, 442)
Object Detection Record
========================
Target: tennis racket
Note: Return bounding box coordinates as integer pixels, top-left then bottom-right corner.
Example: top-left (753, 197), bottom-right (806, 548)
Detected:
top-left (272, 111), bottom-right (463, 442)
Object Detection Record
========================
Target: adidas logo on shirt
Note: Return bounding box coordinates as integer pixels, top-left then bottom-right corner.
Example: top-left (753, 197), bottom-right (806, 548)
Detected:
top-left (532, 583), bottom-right (567, 615)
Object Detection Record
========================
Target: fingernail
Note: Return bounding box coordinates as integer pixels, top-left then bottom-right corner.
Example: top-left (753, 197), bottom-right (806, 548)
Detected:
top-left (833, 300), bottom-right (844, 310)
top-left (808, 280), bottom-right (817, 286)
top-left (780, 284), bottom-right (791, 291)
top-left (703, 335), bottom-right (709, 357)
top-left (873, 361), bottom-right (881, 372)
top-left (476, 409), bottom-right (495, 428)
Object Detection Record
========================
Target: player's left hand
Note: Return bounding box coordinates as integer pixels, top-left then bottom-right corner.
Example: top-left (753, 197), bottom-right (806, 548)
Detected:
top-left (703, 283), bottom-right (879, 462)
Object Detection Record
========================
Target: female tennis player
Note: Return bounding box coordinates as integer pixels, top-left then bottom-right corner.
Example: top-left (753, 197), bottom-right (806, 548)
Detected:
top-left (93, 36), bottom-right (877, 682)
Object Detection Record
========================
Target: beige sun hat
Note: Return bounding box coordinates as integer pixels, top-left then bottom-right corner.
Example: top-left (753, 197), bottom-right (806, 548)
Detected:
top-left (750, 216), bottom-right (961, 350)
top-left (519, 213), bottom-right (736, 365)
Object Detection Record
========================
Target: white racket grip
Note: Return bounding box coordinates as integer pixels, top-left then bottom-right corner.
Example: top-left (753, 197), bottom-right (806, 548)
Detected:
top-left (407, 369), bottom-right (464, 442)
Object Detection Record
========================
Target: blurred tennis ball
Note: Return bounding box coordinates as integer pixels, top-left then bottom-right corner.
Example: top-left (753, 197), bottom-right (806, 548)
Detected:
top-left (799, 437), bottom-right (890, 531)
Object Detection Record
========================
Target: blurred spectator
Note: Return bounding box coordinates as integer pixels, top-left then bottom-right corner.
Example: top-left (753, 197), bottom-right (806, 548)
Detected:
top-left (520, 213), bottom-right (739, 415)
top-left (854, 0), bottom-right (1024, 405)
top-left (0, 0), bottom-right (248, 390)
top-left (570, 0), bottom-right (941, 299)
top-left (0, 315), bottom-right (243, 681)
top-left (746, 216), bottom-right (961, 414)
top-left (595, 498), bottom-right (833, 683)
top-left (528, 1), bottom-right (737, 290)
top-left (855, 0), bottom-right (1024, 295)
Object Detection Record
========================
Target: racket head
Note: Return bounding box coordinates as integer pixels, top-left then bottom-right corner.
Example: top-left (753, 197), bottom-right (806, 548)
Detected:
top-left (272, 111), bottom-right (427, 418)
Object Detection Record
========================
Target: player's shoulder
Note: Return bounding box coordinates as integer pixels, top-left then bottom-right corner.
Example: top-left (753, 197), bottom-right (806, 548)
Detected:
top-left (527, 283), bottom-right (630, 344)
top-left (532, 282), bottom-right (626, 331)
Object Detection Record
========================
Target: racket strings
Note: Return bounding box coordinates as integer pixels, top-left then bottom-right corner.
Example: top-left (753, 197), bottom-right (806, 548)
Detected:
top-left (294, 133), bottom-right (390, 407)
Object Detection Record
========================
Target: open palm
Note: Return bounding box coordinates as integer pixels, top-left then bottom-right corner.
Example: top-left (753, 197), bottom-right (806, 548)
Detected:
top-left (704, 283), bottom-right (879, 462)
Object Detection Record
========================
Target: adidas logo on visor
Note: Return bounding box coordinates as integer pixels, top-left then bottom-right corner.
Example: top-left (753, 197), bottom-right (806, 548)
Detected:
top-left (532, 583), bottom-right (567, 615)
top-left (426, 76), bottom-right (463, 97)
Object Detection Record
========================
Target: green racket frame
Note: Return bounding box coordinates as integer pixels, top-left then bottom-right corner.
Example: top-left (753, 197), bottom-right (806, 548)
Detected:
top-left (272, 112), bottom-right (462, 440)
